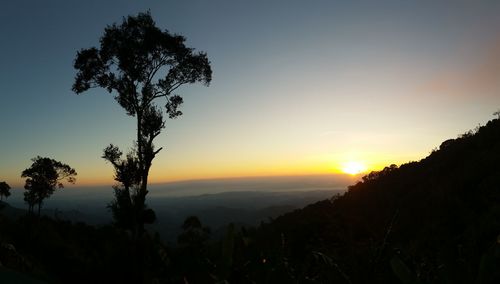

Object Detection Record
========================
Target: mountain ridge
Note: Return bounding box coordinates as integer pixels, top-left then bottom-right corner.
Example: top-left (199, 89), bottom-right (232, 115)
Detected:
top-left (256, 117), bottom-right (500, 283)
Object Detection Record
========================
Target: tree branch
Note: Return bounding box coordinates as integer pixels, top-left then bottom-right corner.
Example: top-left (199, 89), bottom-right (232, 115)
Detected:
top-left (151, 80), bottom-right (187, 102)
top-left (153, 147), bottom-right (163, 156)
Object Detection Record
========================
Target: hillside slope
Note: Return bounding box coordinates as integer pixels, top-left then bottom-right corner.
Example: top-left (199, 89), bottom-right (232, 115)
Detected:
top-left (258, 118), bottom-right (500, 283)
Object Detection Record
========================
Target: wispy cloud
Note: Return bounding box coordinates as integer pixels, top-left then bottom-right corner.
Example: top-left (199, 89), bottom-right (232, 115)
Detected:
top-left (422, 37), bottom-right (500, 98)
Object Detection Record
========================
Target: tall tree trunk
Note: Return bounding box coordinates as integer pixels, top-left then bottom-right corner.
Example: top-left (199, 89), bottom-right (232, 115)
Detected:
top-left (136, 110), bottom-right (143, 171)
top-left (136, 110), bottom-right (146, 239)
top-left (38, 202), bottom-right (41, 216)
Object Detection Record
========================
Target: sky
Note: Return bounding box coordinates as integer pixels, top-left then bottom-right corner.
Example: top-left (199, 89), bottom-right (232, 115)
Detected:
top-left (1, 0), bottom-right (500, 187)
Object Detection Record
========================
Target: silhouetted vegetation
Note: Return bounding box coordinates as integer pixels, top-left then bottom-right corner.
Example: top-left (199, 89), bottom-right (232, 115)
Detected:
top-left (20, 157), bottom-right (76, 216)
top-left (3, 116), bottom-right (500, 283)
top-left (0, 215), bottom-right (168, 283)
top-left (0, 181), bottom-right (11, 201)
top-left (72, 11), bottom-right (212, 241)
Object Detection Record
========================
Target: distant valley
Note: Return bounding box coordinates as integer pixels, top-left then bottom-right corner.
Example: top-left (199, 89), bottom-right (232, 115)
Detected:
top-left (147, 189), bottom-right (344, 242)
top-left (3, 175), bottom-right (350, 242)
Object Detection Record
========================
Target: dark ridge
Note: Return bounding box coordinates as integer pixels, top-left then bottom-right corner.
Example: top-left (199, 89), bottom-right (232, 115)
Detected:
top-left (260, 118), bottom-right (500, 283)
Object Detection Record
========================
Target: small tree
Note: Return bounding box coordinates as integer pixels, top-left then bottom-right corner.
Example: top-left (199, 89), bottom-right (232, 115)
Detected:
top-left (21, 156), bottom-right (77, 215)
top-left (0, 181), bottom-right (11, 201)
top-left (72, 12), bottom-right (212, 238)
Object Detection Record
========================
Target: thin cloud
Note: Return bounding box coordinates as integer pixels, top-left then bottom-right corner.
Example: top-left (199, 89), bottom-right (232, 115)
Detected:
top-left (422, 37), bottom-right (500, 98)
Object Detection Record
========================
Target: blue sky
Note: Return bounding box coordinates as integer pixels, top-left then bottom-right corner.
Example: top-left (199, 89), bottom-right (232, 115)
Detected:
top-left (1, 0), bottom-right (500, 187)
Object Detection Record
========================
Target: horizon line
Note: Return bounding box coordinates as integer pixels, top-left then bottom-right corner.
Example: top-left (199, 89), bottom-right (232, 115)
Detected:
top-left (7, 172), bottom-right (366, 189)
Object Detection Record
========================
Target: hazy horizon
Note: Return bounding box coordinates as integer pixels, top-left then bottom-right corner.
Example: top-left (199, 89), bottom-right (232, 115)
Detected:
top-left (5, 174), bottom-right (354, 210)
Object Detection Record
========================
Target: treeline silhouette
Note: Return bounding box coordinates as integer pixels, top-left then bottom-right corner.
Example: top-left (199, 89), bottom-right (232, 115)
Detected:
top-left (2, 117), bottom-right (500, 283)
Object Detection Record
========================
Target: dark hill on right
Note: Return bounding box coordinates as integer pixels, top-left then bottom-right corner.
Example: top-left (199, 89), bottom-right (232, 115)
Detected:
top-left (251, 118), bottom-right (500, 284)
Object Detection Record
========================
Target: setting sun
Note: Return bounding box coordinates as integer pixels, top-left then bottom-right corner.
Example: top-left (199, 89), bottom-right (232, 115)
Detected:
top-left (342, 161), bottom-right (367, 175)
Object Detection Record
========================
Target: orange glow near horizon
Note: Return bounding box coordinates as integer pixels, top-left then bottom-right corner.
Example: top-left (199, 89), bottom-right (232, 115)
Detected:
top-left (72, 158), bottom-right (390, 186)
top-left (341, 161), bottom-right (368, 175)
top-left (5, 154), bottom-right (414, 188)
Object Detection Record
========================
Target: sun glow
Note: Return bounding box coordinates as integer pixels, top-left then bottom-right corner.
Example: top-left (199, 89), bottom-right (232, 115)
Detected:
top-left (342, 161), bottom-right (367, 175)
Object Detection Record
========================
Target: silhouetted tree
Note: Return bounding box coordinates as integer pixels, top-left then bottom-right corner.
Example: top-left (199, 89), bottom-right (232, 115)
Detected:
top-left (177, 216), bottom-right (212, 282)
top-left (0, 181), bottom-right (11, 201)
top-left (72, 12), bottom-right (212, 238)
top-left (21, 156), bottom-right (77, 215)
top-left (178, 216), bottom-right (211, 250)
